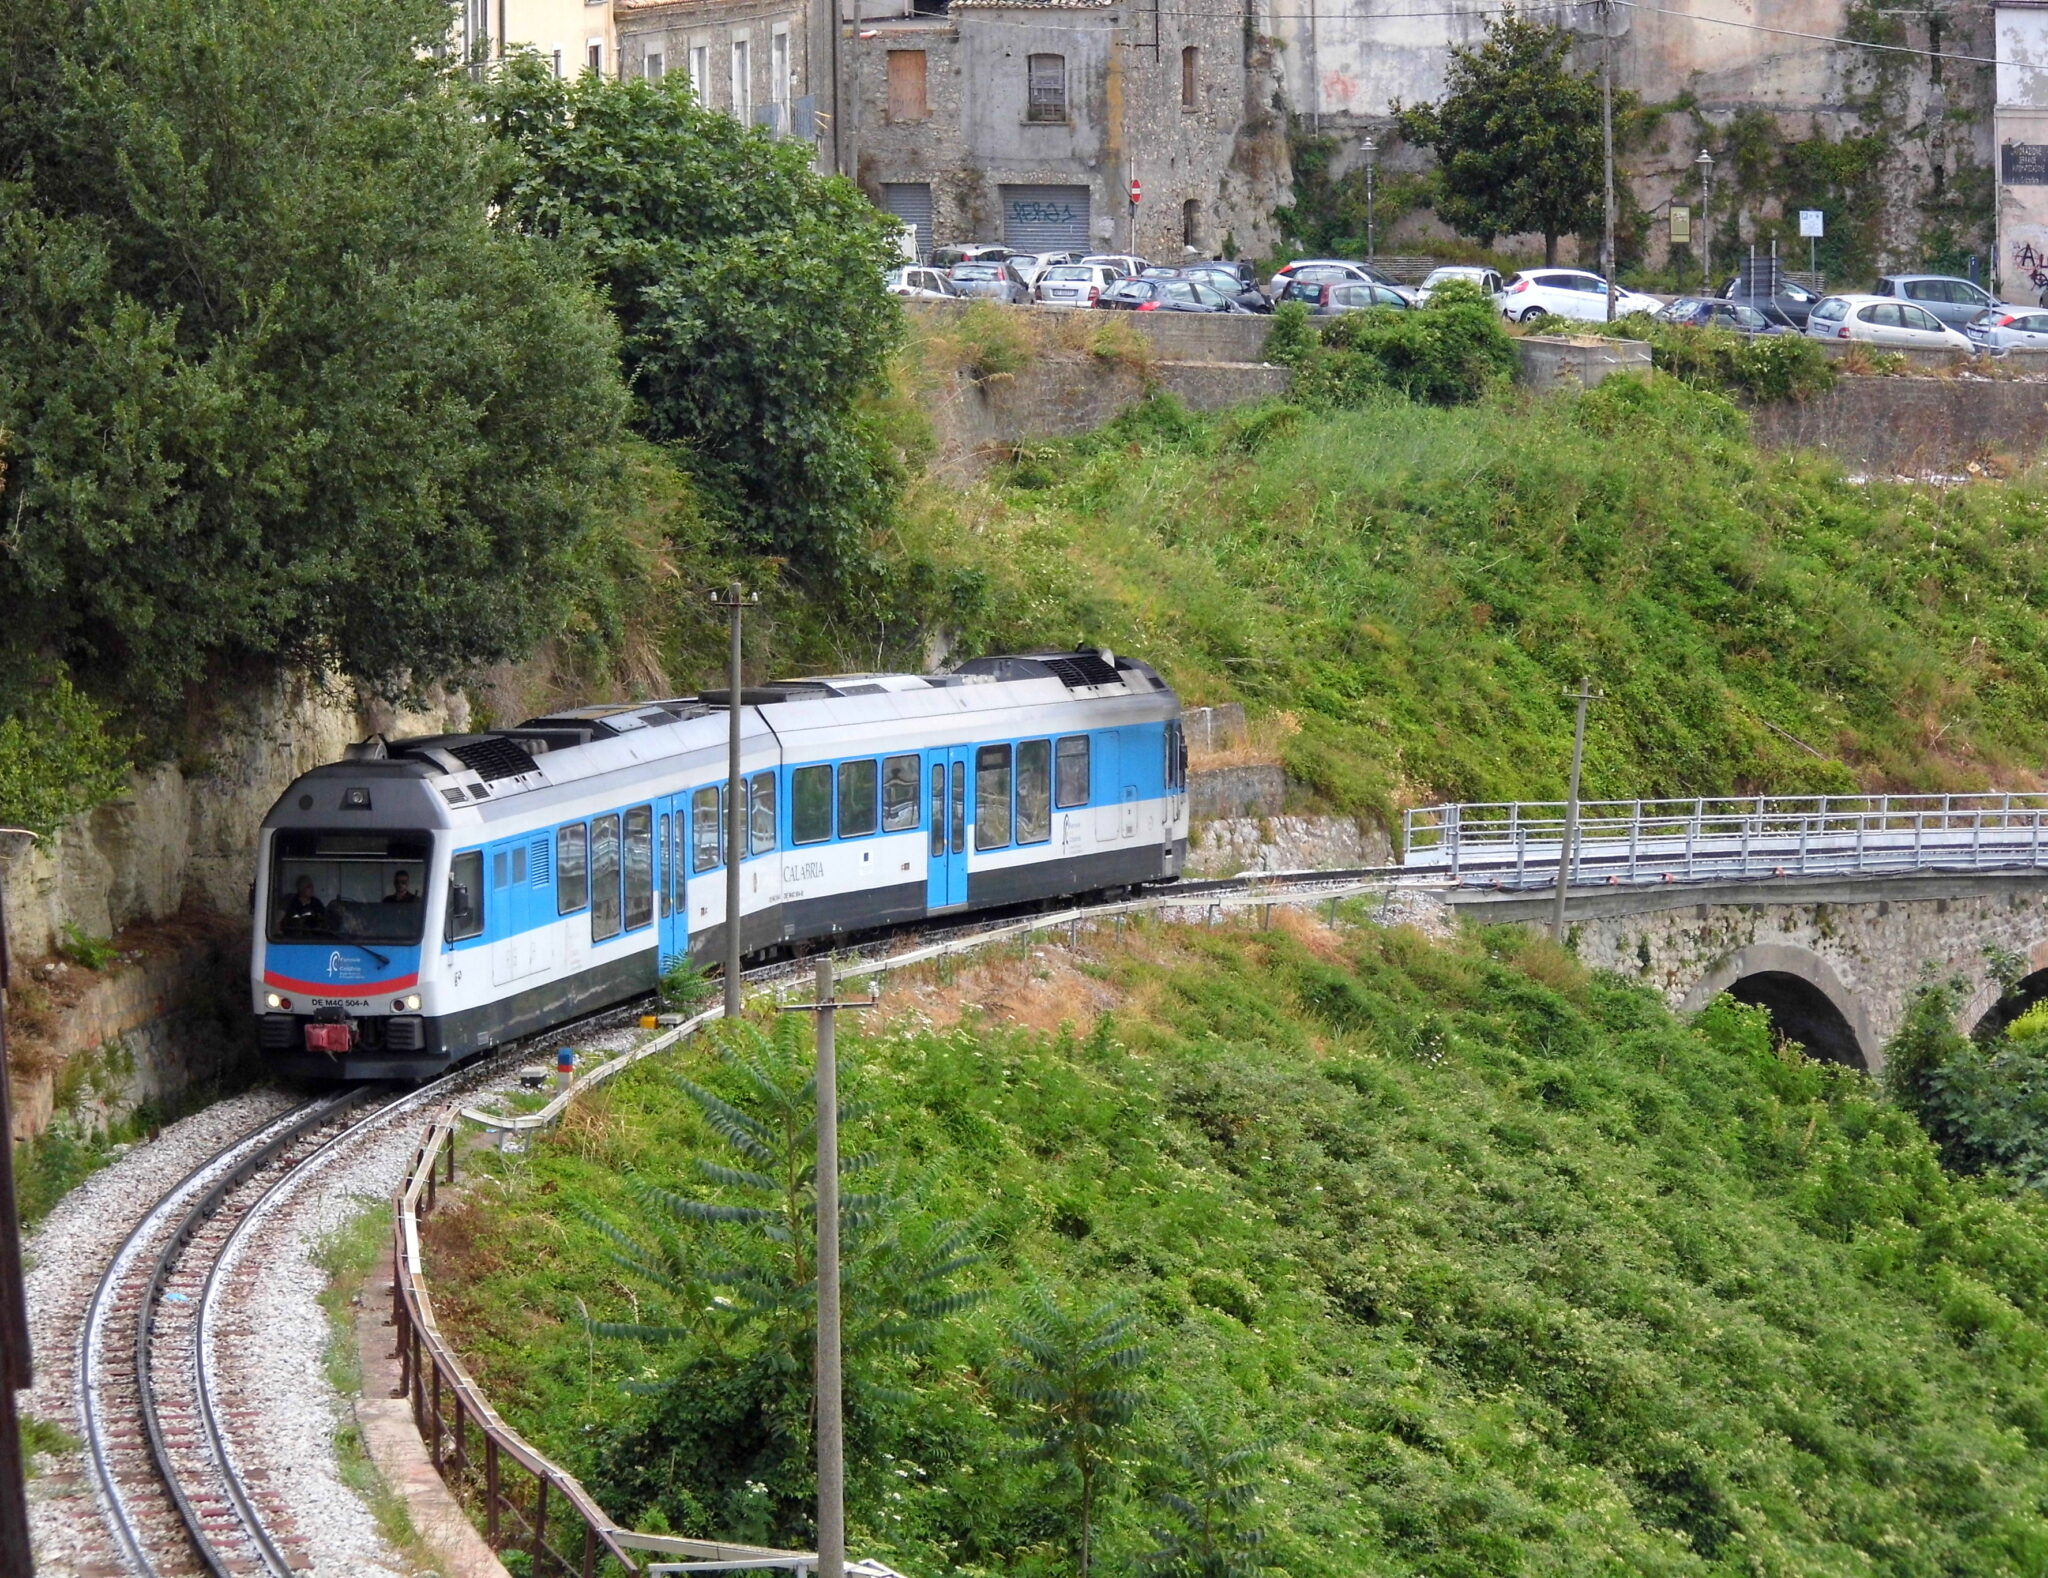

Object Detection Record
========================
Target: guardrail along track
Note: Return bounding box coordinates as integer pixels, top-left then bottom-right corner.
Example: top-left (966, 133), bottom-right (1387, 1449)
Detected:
top-left (1404, 793), bottom-right (2048, 889)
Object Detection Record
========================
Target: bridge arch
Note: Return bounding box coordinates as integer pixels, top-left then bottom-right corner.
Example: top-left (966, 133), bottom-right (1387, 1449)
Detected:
top-left (1678, 944), bottom-right (1874, 1071)
top-left (1968, 946), bottom-right (2048, 1039)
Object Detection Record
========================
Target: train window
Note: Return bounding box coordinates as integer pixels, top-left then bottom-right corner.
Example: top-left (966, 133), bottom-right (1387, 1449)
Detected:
top-left (447, 850), bottom-right (484, 941)
top-left (950, 761), bottom-right (965, 854)
top-left (657, 814), bottom-right (670, 916)
top-left (624, 807), bottom-right (654, 930)
top-left (692, 786), bottom-right (722, 871)
top-left (792, 766), bottom-right (833, 845)
top-left (591, 814), bottom-right (622, 942)
top-left (975, 745), bottom-right (1012, 850)
top-left (271, 830), bottom-right (432, 945)
top-left (1055, 736), bottom-right (1090, 808)
top-left (1016, 739), bottom-right (1051, 844)
top-left (512, 846), bottom-right (527, 885)
top-left (557, 824), bottom-right (588, 913)
top-left (748, 773), bottom-right (777, 856)
top-left (929, 765), bottom-right (945, 857)
top-left (838, 759), bottom-right (879, 838)
top-left (1165, 721), bottom-right (1186, 790)
top-left (493, 850), bottom-right (509, 890)
top-left (884, 755), bottom-right (920, 832)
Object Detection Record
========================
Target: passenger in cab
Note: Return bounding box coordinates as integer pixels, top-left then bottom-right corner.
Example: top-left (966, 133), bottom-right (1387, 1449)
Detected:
top-left (387, 869), bottom-right (420, 903)
top-left (281, 876), bottom-right (327, 933)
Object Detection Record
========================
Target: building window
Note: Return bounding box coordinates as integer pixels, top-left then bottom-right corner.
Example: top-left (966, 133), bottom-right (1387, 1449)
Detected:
top-left (551, 48), bottom-right (562, 77)
top-left (1183, 198), bottom-right (1202, 249)
top-left (1026, 54), bottom-right (1066, 123)
top-left (731, 38), bottom-right (752, 123)
top-left (772, 27), bottom-right (791, 109)
top-left (690, 42), bottom-right (710, 101)
top-left (587, 41), bottom-right (603, 74)
top-left (644, 50), bottom-right (665, 81)
top-left (888, 50), bottom-right (928, 122)
top-left (1182, 45), bottom-right (1198, 109)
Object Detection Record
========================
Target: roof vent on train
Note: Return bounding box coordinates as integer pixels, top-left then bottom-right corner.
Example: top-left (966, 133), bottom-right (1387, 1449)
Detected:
top-left (954, 649), bottom-right (1125, 690)
top-left (385, 733), bottom-right (540, 783)
top-left (699, 682), bottom-right (835, 706)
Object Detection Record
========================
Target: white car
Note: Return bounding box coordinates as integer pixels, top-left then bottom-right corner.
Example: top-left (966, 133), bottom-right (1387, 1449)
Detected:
top-left (1007, 251), bottom-right (1085, 288)
top-left (1805, 294), bottom-right (1973, 352)
top-left (1964, 306), bottom-right (2048, 353)
top-left (1036, 263), bottom-right (1121, 306)
top-left (885, 266), bottom-right (957, 301)
top-left (1079, 254), bottom-right (1148, 279)
top-left (1416, 265), bottom-right (1504, 304)
top-left (1500, 269), bottom-right (1661, 323)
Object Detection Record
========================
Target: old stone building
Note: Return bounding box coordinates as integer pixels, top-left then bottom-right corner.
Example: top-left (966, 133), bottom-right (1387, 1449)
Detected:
top-left (615, 0), bottom-right (817, 138)
top-left (847, 0), bottom-right (1290, 260)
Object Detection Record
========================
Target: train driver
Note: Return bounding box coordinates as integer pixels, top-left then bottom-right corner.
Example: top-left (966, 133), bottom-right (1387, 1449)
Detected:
top-left (386, 869), bottom-right (421, 904)
top-left (281, 875), bottom-right (327, 933)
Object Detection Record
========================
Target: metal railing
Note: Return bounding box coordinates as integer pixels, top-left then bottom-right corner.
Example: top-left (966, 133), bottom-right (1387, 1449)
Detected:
top-left (1403, 793), bottom-right (2048, 890)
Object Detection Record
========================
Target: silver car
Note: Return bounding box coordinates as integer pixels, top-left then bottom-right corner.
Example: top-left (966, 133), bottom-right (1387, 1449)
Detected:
top-left (947, 261), bottom-right (1032, 305)
top-left (1964, 306), bottom-right (2048, 352)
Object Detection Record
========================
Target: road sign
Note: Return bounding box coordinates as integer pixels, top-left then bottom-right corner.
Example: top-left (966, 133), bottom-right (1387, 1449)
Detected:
top-left (1129, 178), bottom-right (1141, 205)
top-left (1799, 209), bottom-right (1824, 238)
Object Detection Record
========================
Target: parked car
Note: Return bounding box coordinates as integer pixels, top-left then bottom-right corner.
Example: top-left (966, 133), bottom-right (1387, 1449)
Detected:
top-left (1805, 293), bottom-right (1974, 351)
top-left (1184, 259), bottom-right (1259, 291)
top-left (885, 265), bottom-right (958, 301)
top-left (930, 242), bottom-right (1015, 269)
top-left (1008, 251), bottom-right (1085, 288)
top-left (946, 261), bottom-right (1032, 304)
top-left (1654, 297), bottom-right (1783, 334)
top-left (1416, 265), bottom-right (1505, 304)
top-left (1280, 279), bottom-right (1412, 315)
top-left (1870, 274), bottom-right (2012, 330)
top-left (1036, 263), bottom-right (1121, 307)
top-left (1097, 276), bottom-right (1242, 312)
top-left (1964, 306), bottom-right (2048, 353)
top-left (1269, 258), bottom-right (1415, 303)
top-left (1080, 254), bottom-right (1149, 278)
top-left (1499, 269), bottom-right (1661, 323)
top-left (1717, 273), bottom-right (1824, 329)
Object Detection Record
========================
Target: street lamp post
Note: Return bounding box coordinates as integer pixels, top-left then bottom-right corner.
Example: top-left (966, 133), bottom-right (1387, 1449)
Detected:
top-left (1694, 148), bottom-right (1715, 290)
top-left (1362, 134), bottom-right (1378, 260)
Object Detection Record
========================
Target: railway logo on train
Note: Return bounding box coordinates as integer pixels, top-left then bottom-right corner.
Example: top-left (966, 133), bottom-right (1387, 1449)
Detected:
top-left (251, 651), bottom-right (1189, 1078)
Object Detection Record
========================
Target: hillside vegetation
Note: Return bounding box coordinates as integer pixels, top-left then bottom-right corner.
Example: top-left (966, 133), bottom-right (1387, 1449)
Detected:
top-left (428, 917), bottom-right (2048, 1578)
top-left (905, 377), bottom-right (2048, 826)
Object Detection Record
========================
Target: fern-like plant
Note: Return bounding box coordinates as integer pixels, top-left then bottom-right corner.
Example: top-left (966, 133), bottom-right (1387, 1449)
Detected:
top-left (1145, 1413), bottom-right (1273, 1578)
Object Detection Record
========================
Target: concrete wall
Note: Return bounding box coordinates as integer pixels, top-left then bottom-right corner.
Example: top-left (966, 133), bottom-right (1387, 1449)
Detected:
top-left (1747, 375), bottom-right (2048, 473)
top-left (1515, 335), bottom-right (1655, 391)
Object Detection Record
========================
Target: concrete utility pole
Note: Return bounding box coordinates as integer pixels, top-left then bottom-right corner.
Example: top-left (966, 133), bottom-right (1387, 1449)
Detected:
top-left (1552, 678), bottom-right (1599, 944)
top-left (713, 585), bottom-right (755, 1017)
top-left (830, 0), bottom-right (847, 175)
top-left (1600, 0), bottom-right (1617, 322)
top-left (779, 960), bottom-right (875, 1578)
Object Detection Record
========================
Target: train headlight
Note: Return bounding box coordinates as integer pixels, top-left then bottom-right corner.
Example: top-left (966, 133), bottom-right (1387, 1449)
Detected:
top-left (394, 993), bottom-right (421, 1012)
top-left (266, 992), bottom-right (291, 1011)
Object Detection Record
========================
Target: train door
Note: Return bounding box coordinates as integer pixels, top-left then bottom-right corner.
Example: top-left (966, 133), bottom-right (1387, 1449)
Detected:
top-left (926, 746), bottom-right (970, 910)
top-left (679, 782), bottom-right (726, 960)
top-left (487, 838), bottom-right (521, 986)
top-left (658, 793), bottom-right (689, 971)
top-left (1093, 732), bottom-right (1123, 842)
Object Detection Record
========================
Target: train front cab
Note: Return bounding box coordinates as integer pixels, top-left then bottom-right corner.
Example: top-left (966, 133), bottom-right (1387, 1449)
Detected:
top-left (253, 821), bottom-right (452, 1081)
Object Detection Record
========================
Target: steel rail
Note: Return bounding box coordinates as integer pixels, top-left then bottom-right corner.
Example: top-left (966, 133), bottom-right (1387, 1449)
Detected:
top-left (135, 1090), bottom-right (376, 1576)
top-left (78, 1096), bottom-right (343, 1577)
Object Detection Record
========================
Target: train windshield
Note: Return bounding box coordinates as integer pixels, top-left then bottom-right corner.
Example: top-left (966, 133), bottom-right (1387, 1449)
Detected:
top-left (269, 830), bottom-right (432, 945)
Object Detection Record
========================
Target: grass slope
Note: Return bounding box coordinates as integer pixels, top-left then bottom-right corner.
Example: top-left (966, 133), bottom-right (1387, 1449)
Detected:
top-left (903, 378), bottom-right (2048, 823)
top-left (428, 917), bottom-right (2048, 1577)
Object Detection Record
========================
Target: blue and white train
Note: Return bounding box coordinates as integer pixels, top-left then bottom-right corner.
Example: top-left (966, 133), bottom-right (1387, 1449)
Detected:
top-left (251, 651), bottom-right (1188, 1078)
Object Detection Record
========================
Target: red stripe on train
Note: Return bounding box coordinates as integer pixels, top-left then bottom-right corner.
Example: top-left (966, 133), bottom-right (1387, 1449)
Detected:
top-left (262, 970), bottom-right (420, 996)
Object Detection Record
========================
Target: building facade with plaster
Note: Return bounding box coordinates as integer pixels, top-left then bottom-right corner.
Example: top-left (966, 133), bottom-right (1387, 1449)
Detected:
top-left (1997, 3), bottom-right (2048, 300)
top-left (454, 0), bottom-right (619, 77)
top-left (615, 0), bottom-right (817, 137)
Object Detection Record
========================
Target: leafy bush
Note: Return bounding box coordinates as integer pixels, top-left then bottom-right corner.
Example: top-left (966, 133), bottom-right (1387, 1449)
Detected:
top-left (658, 955), bottom-right (717, 1011)
top-left (430, 922), bottom-right (2048, 1575)
top-left (0, 675), bottom-right (132, 837)
top-left (59, 925), bottom-right (120, 971)
top-left (1272, 286), bottom-right (1517, 409)
top-left (1886, 979), bottom-right (2048, 1188)
top-left (1601, 313), bottom-right (1836, 403)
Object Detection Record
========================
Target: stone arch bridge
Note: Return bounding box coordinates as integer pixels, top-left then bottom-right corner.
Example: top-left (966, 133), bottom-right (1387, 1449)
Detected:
top-left (1405, 795), bottom-right (2048, 1073)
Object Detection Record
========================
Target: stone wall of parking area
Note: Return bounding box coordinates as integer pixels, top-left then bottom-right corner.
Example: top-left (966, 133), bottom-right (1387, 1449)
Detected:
top-left (1748, 376), bottom-right (2048, 474)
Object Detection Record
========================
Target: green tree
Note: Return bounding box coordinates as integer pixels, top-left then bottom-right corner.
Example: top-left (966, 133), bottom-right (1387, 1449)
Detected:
top-left (998, 1290), bottom-right (1149, 1578)
top-left (1145, 1414), bottom-right (1272, 1578)
top-left (1396, 13), bottom-right (1608, 266)
top-left (471, 60), bottom-right (905, 573)
top-left (0, 0), bottom-right (630, 707)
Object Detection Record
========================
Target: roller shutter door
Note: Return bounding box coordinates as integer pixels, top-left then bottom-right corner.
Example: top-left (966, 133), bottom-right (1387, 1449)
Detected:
top-left (880, 183), bottom-right (934, 261)
top-left (1001, 185), bottom-right (1090, 253)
